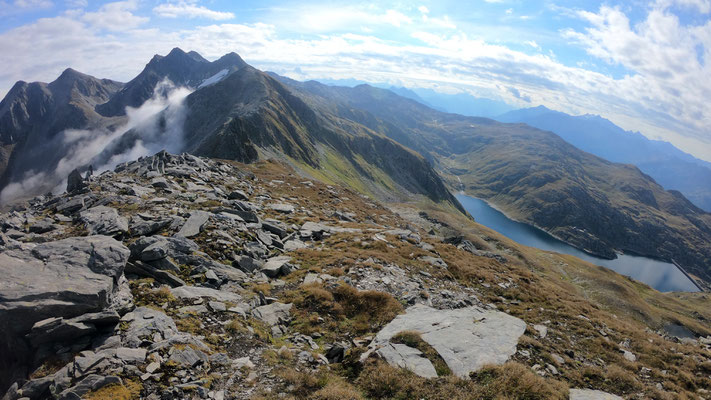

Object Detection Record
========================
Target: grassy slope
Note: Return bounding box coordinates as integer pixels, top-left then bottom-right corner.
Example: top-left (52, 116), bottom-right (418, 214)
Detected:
top-left (241, 160), bottom-right (711, 400)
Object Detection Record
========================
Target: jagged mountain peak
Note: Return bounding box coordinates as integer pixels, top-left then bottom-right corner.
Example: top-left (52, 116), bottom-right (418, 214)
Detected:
top-left (213, 51), bottom-right (248, 69)
top-left (187, 50), bottom-right (209, 63)
top-left (96, 48), bottom-right (249, 117)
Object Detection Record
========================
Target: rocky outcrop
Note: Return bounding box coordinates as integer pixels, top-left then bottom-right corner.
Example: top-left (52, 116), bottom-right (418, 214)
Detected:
top-left (0, 235), bottom-right (130, 394)
top-left (367, 304), bottom-right (526, 378)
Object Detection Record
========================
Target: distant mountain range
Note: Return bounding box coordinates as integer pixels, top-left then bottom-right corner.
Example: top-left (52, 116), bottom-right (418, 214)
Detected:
top-left (315, 79), bottom-right (515, 118)
top-left (1, 48), bottom-right (710, 284)
top-left (497, 106), bottom-right (711, 212)
top-left (270, 78), bottom-right (711, 283)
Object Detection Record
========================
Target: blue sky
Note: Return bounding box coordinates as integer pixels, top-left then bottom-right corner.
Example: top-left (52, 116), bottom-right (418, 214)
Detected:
top-left (1, 0), bottom-right (710, 161)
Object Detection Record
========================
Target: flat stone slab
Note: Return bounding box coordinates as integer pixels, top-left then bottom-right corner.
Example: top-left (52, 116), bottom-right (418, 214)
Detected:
top-left (176, 211), bottom-right (210, 237)
top-left (370, 304), bottom-right (526, 378)
top-left (269, 203), bottom-right (295, 213)
top-left (261, 256), bottom-right (292, 278)
top-left (251, 302), bottom-right (292, 326)
top-left (377, 343), bottom-right (438, 378)
top-left (569, 389), bottom-right (624, 400)
top-left (79, 206), bottom-right (128, 236)
top-left (170, 285), bottom-right (242, 304)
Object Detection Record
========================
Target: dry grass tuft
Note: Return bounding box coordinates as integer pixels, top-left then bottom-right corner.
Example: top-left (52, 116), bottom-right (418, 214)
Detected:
top-left (83, 380), bottom-right (142, 400)
top-left (310, 379), bottom-right (363, 400)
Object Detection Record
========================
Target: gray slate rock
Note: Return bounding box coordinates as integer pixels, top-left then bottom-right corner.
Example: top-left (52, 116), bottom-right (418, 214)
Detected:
top-left (56, 197), bottom-right (84, 215)
top-left (168, 346), bottom-right (209, 367)
top-left (150, 177), bottom-right (169, 189)
top-left (233, 256), bottom-right (263, 274)
top-left (170, 286), bottom-right (242, 304)
top-left (79, 206), bottom-right (128, 236)
top-left (0, 236), bottom-right (130, 334)
top-left (124, 261), bottom-right (186, 287)
top-left (569, 389), bottom-right (624, 400)
top-left (269, 203), bottom-right (295, 213)
top-left (251, 302), bottom-right (292, 326)
top-left (29, 219), bottom-right (56, 234)
top-left (122, 307), bottom-right (178, 347)
top-left (66, 169), bottom-right (88, 193)
top-left (115, 347), bottom-right (147, 364)
top-left (228, 190), bottom-right (249, 201)
top-left (129, 216), bottom-right (171, 237)
top-left (377, 343), bottom-right (438, 378)
top-left (261, 256), bottom-right (292, 278)
top-left (176, 211), bottom-right (210, 238)
top-left (368, 304), bottom-right (526, 378)
top-left (57, 374), bottom-right (121, 399)
top-left (262, 219), bottom-right (287, 238)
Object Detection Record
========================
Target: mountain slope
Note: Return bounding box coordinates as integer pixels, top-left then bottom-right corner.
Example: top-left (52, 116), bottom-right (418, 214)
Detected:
top-left (0, 49), bottom-right (463, 213)
top-left (182, 66), bottom-right (461, 209)
top-left (1, 152), bottom-right (709, 399)
top-left (497, 106), bottom-right (711, 212)
top-left (271, 79), bottom-right (711, 284)
top-left (0, 68), bottom-right (123, 188)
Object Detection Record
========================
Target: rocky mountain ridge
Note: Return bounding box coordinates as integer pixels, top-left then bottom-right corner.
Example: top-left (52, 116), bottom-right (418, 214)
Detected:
top-left (1, 151), bottom-right (710, 400)
top-left (0, 48), bottom-right (462, 214)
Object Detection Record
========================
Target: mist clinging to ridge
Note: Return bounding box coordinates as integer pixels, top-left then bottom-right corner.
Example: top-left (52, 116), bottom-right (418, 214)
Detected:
top-left (0, 79), bottom-right (192, 204)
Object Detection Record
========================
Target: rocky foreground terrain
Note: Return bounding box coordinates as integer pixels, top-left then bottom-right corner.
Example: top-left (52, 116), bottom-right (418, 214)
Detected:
top-left (1, 151), bottom-right (710, 400)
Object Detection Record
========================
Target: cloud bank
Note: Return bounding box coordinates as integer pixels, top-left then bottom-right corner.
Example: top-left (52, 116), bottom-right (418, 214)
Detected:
top-left (0, 1), bottom-right (709, 162)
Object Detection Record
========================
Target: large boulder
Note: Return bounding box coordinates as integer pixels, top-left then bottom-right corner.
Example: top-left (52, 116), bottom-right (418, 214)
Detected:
top-left (0, 236), bottom-right (130, 394)
top-left (368, 304), bottom-right (526, 378)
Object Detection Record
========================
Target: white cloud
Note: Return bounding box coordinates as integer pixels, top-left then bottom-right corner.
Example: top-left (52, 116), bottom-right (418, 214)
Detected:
top-left (0, 2), bottom-right (710, 162)
top-left (64, 0), bottom-right (86, 8)
top-left (264, 5), bottom-right (418, 33)
top-left (382, 9), bottom-right (411, 27)
top-left (656, 0), bottom-right (711, 13)
top-left (154, 2), bottom-right (235, 20)
top-left (82, 0), bottom-right (148, 31)
top-left (524, 40), bottom-right (540, 49)
top-left (0, 0), bottom-right (52, 15)
top-left (418, 5), bottom-right (429, 14)
top-left (564, 4), bottom-right (711, 152)
top-left (12, 0), bottom-right (52, 8)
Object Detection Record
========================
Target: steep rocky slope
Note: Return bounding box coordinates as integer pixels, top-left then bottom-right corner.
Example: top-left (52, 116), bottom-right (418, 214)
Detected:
top-left (273, 79), bottom-right (711, 285)
top-left (0, 69), bottom-right (123, 187)
top-left (181, 65), bottom-right (461, 210)
top-left (1, 151), bottom-right (710, 399)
